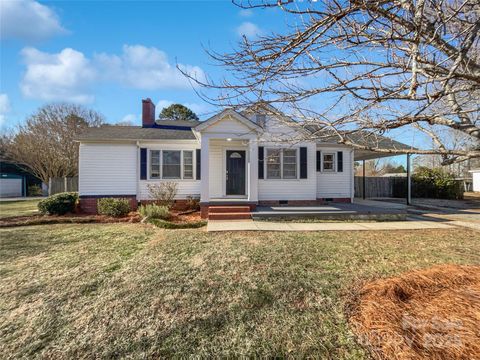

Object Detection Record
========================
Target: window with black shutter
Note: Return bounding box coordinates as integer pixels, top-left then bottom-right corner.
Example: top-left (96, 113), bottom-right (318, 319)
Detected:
top-left (258, 146), bottom-right (264, 179)
top-left (300, 147), bottom-right (307, 179)
top-left (196, 149), bottom-right (201, 180)
top-left (140, 148), bottom-right (147, 180)
top-left (316, 151), bottom-right (321, 172)
top-left (337, 151), bottom-right (343, 172)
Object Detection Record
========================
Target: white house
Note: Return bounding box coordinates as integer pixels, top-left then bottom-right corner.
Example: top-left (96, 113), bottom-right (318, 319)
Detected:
top-left (77, 99), bottom-right (406, 218)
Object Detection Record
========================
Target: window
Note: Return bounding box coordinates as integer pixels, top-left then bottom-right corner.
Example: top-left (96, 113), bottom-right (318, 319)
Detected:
top-left (162, 150), bottom-right (181, 179)
top-left (183, 151), bottom-right (193, 179)
top-left (266, 148), bottom-right (298, 179)
top-left (323, 153), bottom-right (335, 172)
top-left (283, 149), bottom-right (297, 179)
top-left (150, 150), bottom-right (160, 179)
top-left (266, 149), bottom-right (281, 179)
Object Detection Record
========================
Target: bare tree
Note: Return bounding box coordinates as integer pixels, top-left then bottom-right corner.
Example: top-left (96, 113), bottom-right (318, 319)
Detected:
top-left (2, 103), bottom-right (104, 184)
top-left (183, 0), bottom-right (480, 164)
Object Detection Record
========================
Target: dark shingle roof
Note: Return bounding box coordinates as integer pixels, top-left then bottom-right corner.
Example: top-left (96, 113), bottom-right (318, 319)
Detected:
top-left (77, 125), bottom-right (197, 141)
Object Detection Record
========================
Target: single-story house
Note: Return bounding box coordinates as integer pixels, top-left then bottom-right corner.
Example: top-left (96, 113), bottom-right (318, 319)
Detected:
top-left (77, 99), bottom-right (411, 217)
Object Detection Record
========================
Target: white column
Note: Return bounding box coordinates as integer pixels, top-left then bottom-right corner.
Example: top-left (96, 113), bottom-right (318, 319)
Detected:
top-left (248, 138), bottom-right (258, 202)
top-left (200, 136), bottom-right (210, 202)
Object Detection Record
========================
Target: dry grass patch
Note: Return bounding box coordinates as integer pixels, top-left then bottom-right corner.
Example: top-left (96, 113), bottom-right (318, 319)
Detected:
top-left (1, 225), bottom-right (479, 358)
top-left (348, 264), bottom-right (480, 360)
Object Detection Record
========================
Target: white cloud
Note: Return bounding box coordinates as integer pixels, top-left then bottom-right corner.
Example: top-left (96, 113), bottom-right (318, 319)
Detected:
top-left (0, 0), bottom-right (67, 42)
top-left (239, 9), bottom-right (254, 17)
top-left (95, 45), bottom-right (205, 90)
top-left (18, 45), bottom-right (205, 103)
top-left (20, 47), bottom-right (96, 103)
top-left (119, 113), bottom-right (139, 124)
top-left (236, 22), bottom-right (263, 38)
top-left (0, 93), bottom-right (11, 126)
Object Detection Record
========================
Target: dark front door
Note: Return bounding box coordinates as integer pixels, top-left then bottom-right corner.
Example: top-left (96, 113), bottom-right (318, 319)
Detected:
top-left (226, 150), bottom-right (246, 196)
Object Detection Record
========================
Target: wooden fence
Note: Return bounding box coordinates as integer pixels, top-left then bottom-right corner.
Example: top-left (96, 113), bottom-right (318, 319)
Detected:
top-left (48, 177), bottom-right (78, 195)
top-left (354, 176), bottom-right (407, 198)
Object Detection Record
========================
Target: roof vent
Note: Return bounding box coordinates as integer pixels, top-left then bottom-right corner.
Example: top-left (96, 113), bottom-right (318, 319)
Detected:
top-left (255, 114), bottom-right (266, 127)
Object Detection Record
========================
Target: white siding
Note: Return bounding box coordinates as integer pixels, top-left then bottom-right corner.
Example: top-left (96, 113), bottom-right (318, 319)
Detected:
top-left (138, 141), bottom-right (201, 200)
top-left (79, 143), bottom-right (137, 196)
top-left (205, 115), bottom-right (255, 134)
top-left (316, 146), bottom-right (353, 198)
top-left (138, 180), bottom-right (200, 200)
top-left (258, 142), bottom-right (317, 201)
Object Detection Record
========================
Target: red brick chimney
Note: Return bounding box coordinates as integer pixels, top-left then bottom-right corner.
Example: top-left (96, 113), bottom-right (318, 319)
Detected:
top-left (142, 98), bottom-right (155, 127)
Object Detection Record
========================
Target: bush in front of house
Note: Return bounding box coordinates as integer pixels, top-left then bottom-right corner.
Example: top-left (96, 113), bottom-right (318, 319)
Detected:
top-left (38, 192), bottom-right (78, 215)
top-left (413, 167), bottom-right (464, 200)
top-left (146, 182), bottom-right (178, 208)
top-left (97, 198), bottom-right (131, 217)
top-left (138, 204), bottom-right (170, 220)
top-left (186, 195), bottom-right (200, 211)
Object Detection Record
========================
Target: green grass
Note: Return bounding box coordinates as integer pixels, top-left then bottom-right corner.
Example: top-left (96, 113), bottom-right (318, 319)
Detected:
top-left (0, 199), bottom-right (41, 218)
top-left (0, 224), bottom-right (479, 358)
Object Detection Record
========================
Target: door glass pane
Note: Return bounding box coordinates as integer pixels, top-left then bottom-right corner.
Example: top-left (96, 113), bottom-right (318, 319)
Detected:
top-left (163, 151), bottom-right (181, 179)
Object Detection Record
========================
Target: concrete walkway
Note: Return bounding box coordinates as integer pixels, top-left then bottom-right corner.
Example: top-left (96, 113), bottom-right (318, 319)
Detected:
top-left (207, 219), bottom-right (453, 232)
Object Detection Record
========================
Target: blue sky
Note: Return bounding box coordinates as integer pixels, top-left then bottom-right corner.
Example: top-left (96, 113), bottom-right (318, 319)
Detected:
top-left (1, 0), bottom-right (286, 128)
top-left (0, 0), bottom-right (421, 165)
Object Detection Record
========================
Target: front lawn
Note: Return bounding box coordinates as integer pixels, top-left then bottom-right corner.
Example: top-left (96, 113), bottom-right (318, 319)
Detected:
top-left (0, 224), bottom-right (478, 358)
top-left (0, 199), bottom-right (41, 218)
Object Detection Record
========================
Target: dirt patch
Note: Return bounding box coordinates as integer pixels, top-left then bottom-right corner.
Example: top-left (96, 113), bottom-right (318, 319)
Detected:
top-left (169, 210), bottom-right (201, 223)
top-left (0, 212), bottom-right (141, 228)
top-left (347, 264), bottom-right (480, 360)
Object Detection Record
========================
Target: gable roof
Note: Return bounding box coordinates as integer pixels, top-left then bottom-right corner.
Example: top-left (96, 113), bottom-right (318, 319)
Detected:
top-left (77, 125), bottom-right (197, 141)
top-left (305, 125), bottom-right (415, 160)
top-left (194, 109), bottom-right (261, 132)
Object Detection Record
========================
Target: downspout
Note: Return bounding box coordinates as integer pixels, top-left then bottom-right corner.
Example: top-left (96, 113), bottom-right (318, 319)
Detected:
top-left (136, 141), bottom-right (140, 203)
top-left (350, 149), bottom-right (354, 203)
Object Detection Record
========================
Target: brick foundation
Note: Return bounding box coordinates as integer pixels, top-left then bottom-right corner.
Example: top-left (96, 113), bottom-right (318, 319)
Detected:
top-left (317, 197), bottom-right (351, 203)
top-left (258, 199), bottom-right (328, 206)
top-left (79, 195), bottom-right (138, 214)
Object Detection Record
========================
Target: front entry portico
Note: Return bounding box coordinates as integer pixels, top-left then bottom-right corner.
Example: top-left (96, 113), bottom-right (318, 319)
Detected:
top-left (194, 109), bottom-right (261, 204)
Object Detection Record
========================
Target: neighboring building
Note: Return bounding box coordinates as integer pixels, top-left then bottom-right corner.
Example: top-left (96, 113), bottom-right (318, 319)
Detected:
top-left (469, 169), bottom-right (480, 192)
top-left (0, 160), bottom-right (43, 198)
top-left (77, 99), bottom-right (411, 217)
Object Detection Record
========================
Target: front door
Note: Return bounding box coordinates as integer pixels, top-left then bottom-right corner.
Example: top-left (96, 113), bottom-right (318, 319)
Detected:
top-left (226, 150), bottom-right (246, 196)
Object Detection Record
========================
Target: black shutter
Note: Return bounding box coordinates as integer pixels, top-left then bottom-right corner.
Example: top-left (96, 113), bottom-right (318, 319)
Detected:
top-left (140, 148), bottom-right (147, 180)
top-left (300, 147), bottom-right (307, 179)
top-left (337, 151), bottom-right (343, 172)
top-left (316, 151), bottom-right (321, 172)
top-left (196, 149), bottom-right (201, 180)
top-left (258, 146), bottom-right (264, 179)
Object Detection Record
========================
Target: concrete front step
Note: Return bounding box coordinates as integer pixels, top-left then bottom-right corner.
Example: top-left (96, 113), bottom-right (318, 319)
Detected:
top-left (208, 206), bottom-right (251, 214)
top-left (208, 212), bottom-right (252, 220)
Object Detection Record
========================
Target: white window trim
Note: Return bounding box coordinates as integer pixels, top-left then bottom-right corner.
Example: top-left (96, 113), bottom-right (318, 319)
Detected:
top-left (265, 148), bottom-right (299, 180)
top-left (148, 149), bottom-right (197, 181)
top-left (322, 152), bottom-right (336, 172)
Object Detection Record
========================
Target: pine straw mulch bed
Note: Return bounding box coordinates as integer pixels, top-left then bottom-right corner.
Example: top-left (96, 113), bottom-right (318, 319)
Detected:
top-left (0, 210), bottom-right (204, 228)
top-left (346, 264), bottom-right (480, 360)
top-left (0, 212), bottom-right (142, 228)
